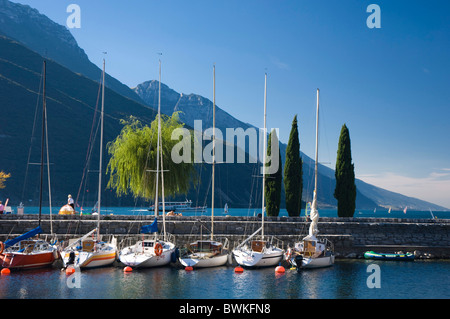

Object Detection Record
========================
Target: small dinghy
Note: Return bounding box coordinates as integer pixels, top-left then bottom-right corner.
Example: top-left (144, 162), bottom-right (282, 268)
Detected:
top-left (364, 251), bottom-right (415, 261)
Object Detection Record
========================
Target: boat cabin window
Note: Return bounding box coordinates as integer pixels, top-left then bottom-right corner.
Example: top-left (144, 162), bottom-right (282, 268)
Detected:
top-left (143, 241), bottom-right (154, 248)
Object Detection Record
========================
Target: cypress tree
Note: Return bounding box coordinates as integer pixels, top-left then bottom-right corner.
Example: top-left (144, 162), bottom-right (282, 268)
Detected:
top-left (284, 115), bottom-right (303, 216)
top-left (264, 129), bottom-right (282, 217)
top-left (334, 124), bottom-right (356, 217)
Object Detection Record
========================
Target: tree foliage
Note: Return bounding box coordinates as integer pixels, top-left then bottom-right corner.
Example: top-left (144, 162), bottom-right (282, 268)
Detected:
top-left (0, 171), bottom-right (11, 189)
top-left (284, 115), bottom-right (303, 216)
top-left (264, 129), bottom-right (282, 217)
top-left (106, 113), bottom-right (197, 200)
top-left (334, 124), bottom-right (356, 217)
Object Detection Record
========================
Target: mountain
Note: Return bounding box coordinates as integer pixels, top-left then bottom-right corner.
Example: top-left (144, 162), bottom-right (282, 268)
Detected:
top-left (0, 0), bottom-right (143, 104)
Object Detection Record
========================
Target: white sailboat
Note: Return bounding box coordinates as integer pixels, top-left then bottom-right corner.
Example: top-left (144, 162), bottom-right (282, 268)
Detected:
top-left (179, 65), bottom-right (229, 268)
top-left (285, 89), bottom-right (335, 270)
top-left (232, 73), bottom-right (284, 268)
top-left (119, 59), bottom-right (176, 269)
top-left (60, 59), bottom-right (117, 269)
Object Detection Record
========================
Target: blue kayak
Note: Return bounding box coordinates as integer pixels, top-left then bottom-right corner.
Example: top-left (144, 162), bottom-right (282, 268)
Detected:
top-left (364, 251), bottom-right (415, 261)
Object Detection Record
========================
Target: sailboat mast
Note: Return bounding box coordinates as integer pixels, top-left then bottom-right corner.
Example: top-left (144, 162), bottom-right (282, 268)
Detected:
top-left (38, 60), bottom-right (46, 229)
top-left (154, 59), bottom-right (162, 218)
top-left (314, 88), bottom-right (319, 194)
top-left (211, 64), bottom-right (216, 241)
top-left (261, 72), bottom-right (267, 240)
top-left (160, 118), bottom-right (166, 241)
top-left (97, 59), bottom-right (105, 238)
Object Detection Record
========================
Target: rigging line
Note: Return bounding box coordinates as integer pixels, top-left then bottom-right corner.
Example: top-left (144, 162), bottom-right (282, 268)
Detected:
top-left (75, 77), bottom-right (102, 207)
top-left (21, 63), bottom-right (44, 202)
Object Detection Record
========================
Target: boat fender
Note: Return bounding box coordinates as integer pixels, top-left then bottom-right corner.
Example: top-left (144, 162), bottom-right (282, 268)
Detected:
top-left (0, 241), bottom-right (4, 254)
top-left (171, 248), bottom-right (180, 263)
top-left (154, 243), bottom-right (163, 256)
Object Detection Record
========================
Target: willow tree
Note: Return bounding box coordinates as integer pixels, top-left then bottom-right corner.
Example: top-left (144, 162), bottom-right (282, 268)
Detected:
top-left (106, 112), bottom-right (196, 200)
top-left (264, 129), bottom-right (282, 217)
top-left (284, 115), bottom-right (303, 216)
top-left (334, 124), bottom-right (356, 217)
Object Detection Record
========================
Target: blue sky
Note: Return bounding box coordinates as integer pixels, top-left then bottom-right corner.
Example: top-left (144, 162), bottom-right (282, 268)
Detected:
top-left (12, 0), bottom-right (450, 208)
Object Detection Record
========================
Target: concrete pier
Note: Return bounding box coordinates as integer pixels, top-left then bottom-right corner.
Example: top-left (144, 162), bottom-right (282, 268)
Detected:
top-left (1, 214), bottom-right (449, 258)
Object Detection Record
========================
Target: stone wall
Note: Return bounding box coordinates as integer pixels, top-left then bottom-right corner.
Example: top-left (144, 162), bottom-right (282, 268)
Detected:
top-left (1, 215), bottom-right (449, 257)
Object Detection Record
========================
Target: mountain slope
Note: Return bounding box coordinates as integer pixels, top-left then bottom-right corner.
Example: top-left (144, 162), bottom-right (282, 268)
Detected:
top-left (0, 0), bottom-right (143, 104)
top-left (0, 35), bottom-right (156, 207)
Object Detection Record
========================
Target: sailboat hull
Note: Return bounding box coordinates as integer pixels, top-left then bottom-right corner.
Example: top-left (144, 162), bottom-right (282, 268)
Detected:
top-left (119, 241), bottom-right (176, 268)
top-left (62, 250), bottom-right (116, 269)
top-left (233, 248), bottom-right (284, 268)
top-left (0, 250), bottom-right (58, 270)
top-left (179, 253), bottom-right (228, 268)
top-left (295, 255), bottom-right (335, 269)
top-left (120, 248), bottom-right (174, 268)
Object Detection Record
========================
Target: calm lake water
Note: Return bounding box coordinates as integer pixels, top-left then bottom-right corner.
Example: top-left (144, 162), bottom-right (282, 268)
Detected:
top-left (1, 259), bottom-right (449, 300)
top-left (15, 206), bottom-right (450, 220)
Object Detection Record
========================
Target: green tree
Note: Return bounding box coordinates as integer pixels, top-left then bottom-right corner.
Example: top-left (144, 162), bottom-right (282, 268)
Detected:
top-left (284, 115), bottom-right (303, 216)
top-left (106, 112), bottom-right (197, 200)
top-left (264, 129), bottom-right (282, 217)
top-left (334, 124), bottom-right (356, 217)
top-left (0, 171), bottom-right (11, 189)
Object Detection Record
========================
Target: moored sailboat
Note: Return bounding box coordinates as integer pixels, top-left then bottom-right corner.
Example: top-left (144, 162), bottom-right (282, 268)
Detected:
top-left (232, 73), bottom-right (284, 268)
top-left (118, 59), bottom-right (176, 269)
top-left (285, 89), bottom-right (335, 270)
top-left (60, 59), bottom-right (117, 269)
top-left (0, 61), bottom-right (58, 270)
top-left (179, 65), bottom-right (229, 268)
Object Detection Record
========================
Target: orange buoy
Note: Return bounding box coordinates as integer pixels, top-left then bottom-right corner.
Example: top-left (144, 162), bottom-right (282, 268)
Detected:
top-left (123, 266), bottom-right (133, 272)
top-left (65, 267), bottom-right (75, 275)
top-left (234, 266), bottom-right (244, 273)
top-left (1, 268), bottom-right (11, 275)
top-left (185, 266), bottom-right (194, 271)
top-left (275, 266), bottom-right (285, 274)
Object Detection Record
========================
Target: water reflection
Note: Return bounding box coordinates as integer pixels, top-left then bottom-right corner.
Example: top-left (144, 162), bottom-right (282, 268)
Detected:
top-left (0, 260), bottom-right (448, 299)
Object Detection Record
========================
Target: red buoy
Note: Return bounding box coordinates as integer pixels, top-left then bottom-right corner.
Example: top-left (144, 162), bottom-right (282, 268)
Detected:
top-left (275, 266), bottom-right (285, 274)
top-left (234, 266), bottom-right (244, 273)
top-left (1, 268), bottom-right (11, 275)
top-left (65, 267), bottom-right (75, 275)
top-left (123, 266), bottom-right (133, 272)
top-left (185, 266), bottom-right (194, 271)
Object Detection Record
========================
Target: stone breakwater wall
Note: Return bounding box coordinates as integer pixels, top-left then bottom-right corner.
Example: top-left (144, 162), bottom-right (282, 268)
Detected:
top-left (1, 215), bottom-right (449, 258)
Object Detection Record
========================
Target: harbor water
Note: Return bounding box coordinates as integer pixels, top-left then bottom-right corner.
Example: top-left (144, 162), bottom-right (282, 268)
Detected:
top-left (0, 259), bottom-right (449, 300)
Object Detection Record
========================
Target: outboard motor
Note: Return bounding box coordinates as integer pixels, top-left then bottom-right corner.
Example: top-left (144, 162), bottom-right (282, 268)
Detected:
top-left (295, 255), bottom-right (303, 271)
top-left (67, 251), bottom-right (75, 266)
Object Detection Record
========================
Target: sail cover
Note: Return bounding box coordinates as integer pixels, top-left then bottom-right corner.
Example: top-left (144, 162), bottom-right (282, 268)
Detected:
top-left (4, 226), bottom-right (43, 249)
top-left (140, 218), bottom-right (158, 234)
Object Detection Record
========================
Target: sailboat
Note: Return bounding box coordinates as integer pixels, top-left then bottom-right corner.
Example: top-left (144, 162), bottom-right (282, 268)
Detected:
top-left (285, 89), bottom-right (335, 270)
top-left (118, 60), bottom-right (176, 269)
top-left (232, 73), bottom-right (284, 268)
top-left (60, 59), bottom-right (117, 269)
top-left (0, 61), bottom-right (59, 270)
top-left (179, 65), bottom-right (229, 268)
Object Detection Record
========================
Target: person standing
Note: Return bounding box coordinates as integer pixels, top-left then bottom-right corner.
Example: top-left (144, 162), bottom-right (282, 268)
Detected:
top-left (68, 195), bottom-right (74, 209)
